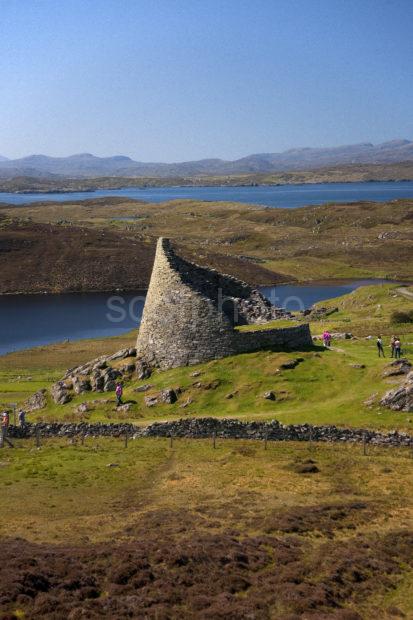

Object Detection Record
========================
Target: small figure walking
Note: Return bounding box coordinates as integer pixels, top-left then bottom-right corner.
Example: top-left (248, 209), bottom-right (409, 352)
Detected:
top-left (376, 336), bottom-right (385, 358)
top-left (18, 410), bottom-right (26, 429)
top-left (1, 411), bottom-right (14, 448)
top-left (394, 337), bottom-right (402, 359)
top-left (390, 335), bottom-right (396, 358)
top-left (323, 330), bottom-right (331, 348)
top-left (115, 382), bottom-right (123, 406)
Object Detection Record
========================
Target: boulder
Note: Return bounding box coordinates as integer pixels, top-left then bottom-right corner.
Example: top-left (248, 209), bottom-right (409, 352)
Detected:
top-left (91, 372), bottom-right (105, 392)
top-left (72, 375), bottom-right (92, 394)
top-left (117, 403), bottom-right (132, 413)
top-left (133, 384), bottom-right (153, 393)
top-left (74, 402), bottom-right (92, 414)
top-left (51, 382), bottom-right (72, 405)
top-left (136, 360), bottom-right (152, 380)
top-left (263, 391), bottom-right (276, 401)
top-left (144, 395), bottom-right (159, 408)
top-left (380, 371), bottom-right (413, 412)
top-left (160, 388), bottom-right (178, 404)
top-left (280, 358), bottom-right (304, 370)
top-left (382, 359), bottom-right (411, 378)
top-left (144, 388), bottom-right (178, 407)
top-left (24, 389), bottom-right (47, 411)
top-left (330, 332), bottom-right (353, 340)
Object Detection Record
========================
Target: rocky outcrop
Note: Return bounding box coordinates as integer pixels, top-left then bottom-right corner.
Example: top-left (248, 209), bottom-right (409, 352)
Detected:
top-left (7, 417), bottom-right (413, 447)
top-left (380, 370), bottom-right (413, 412)
top-left (382, 358), bottom-right (412, 378)
top-left (51, 347), bottom-right (138, 404)
top-left (145, 388), bottom-right (178, 407)
top-left (24, 389), bottom-right (47, 411)
top-left (51, 382), bottom-right (72, 405)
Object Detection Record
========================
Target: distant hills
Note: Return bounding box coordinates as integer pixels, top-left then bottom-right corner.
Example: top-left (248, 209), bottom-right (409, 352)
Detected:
top-left (1, 140), bottom-right (413, 178)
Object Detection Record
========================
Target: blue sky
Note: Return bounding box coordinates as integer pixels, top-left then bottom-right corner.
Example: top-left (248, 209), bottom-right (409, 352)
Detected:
top-left (0, 0), bottom-right (412, 161)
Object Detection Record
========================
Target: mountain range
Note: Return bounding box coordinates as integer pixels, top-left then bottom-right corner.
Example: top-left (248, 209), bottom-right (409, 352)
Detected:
top-left (0, 139), bottom-right (413, 178)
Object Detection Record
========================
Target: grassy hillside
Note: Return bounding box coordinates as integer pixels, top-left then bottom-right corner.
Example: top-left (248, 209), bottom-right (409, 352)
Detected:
top-left (1, 438), bottom-right (412, 618)
top-left (1, 284), bottom-right (412, 432)
top-left (1, 160), bottom-right (413, 192)
top-left (1, 197), bottom-right (413, 293)
top-left (1, 284), bottom-right (413, 618)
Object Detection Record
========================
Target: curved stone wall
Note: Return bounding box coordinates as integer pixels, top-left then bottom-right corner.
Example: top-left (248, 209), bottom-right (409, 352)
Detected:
top-left (136, 238), bottom-right (312, 369)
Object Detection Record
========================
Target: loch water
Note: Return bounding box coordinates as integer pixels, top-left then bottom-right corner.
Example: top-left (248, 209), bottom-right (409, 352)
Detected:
top-left (2, 181), bottom-right (413, 209)
top-left (0, 280), bottom-right (395, 355)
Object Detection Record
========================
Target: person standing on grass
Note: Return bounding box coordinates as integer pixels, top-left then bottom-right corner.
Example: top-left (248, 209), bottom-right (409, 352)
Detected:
top-left (115, 382), bottom-right (123, 406)
top-left (323, 330), bottom-right (331, 348)
top-left (394, 337), bottom-right (402, 359)
top-left (390, 335), bottom-right (396, 358)
top-left (18, 410), bottom-right (26, 429)
top-left (1, 411), bottom-right (14, 448)
top-left (376, 336), bottom-right (385, 357)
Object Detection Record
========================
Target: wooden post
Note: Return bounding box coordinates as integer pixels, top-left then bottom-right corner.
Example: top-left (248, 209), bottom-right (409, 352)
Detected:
top-left (81, 433), bottom-right (85, 446)
top-left (363, 434), bottom-right (367, 456)
top-left (264, 431), bottom-right (268, 450)
top-left (124, 431), bottom-right (128, 448)
top-left (169, 434), bottom-right (173, 448)
top-left (309, 428), bottom-right (313, 452)
top-left (36, 427), bottom-right (41, 448)
top-left (213, 432), bottom-right (216, 449)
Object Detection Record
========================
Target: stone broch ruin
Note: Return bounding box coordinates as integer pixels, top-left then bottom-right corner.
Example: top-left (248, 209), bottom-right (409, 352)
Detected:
top-left (136, 237), bottom-right (312, 369)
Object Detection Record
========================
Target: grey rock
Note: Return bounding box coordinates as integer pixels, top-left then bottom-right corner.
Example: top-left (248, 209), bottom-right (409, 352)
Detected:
top-left (263, 391), bottom-right (276, 401)
top-left (51, 382), bottom-right (72, 405)
top-left (24, 389), bottom-right (47, 411)
top-left (117, 403), bottom-right (132, 412)
top-left (159, 388), bottom-right (178, 404)
top-left (280, 358), bottom-right (304, 370)
top-left (72, 376), bottom-right (92, 394)
top-left (144, 395), bottom-right (159, 408)
top-left (74, 402), bottom-right (92, 414)
top-left (133, 384), bottom-right (153, 393)
top-left (136, 360), bottom-right (152, 380)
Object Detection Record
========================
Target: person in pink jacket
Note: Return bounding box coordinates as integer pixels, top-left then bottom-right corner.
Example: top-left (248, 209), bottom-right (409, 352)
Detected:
top-left (322, 330), bottom-right (331, 348)
top-left (115, 382), bottom-right (123, 406)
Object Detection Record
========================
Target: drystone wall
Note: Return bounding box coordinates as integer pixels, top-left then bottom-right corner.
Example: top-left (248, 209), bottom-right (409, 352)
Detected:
top-left (7, 418), bottom-right (413, 447)
top-left (136, 238), bottom-right (312, 369)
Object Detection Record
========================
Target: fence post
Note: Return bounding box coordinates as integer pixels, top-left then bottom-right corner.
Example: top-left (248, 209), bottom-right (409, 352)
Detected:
top-left (36, 427), bottom-right (41, 448)
top-left (124, 431), bottom-right (128, 448)
top-left (363, 434), bottom-right (367, 456)
top-left (213, 432), bottom-right (216, 449)
top-left (308, 427), bottom-right (313, 453)
top-left (264, 431), bottom-right (268, 450)
top-left (169, 434), bottom-right (173, 449)
top-left (81, 433), bottom-right (85, 446)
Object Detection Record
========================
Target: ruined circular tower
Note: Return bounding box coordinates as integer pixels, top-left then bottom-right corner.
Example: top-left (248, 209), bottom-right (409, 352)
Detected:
top-left (136, 238), bottom-right (312, 369)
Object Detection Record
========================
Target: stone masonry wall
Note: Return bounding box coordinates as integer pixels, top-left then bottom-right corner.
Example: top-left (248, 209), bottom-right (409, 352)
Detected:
top-left (8, 418), bottom-right (413, 447)
top-left (136, 238), bottom-right (312, 369)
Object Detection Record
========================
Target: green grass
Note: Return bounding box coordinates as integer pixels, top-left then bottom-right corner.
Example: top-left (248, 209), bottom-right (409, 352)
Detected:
top-left (1, 437), bottom-right (412, 618)
top-left (0, 284), bottom-right (412, 433)
top-left (1, 285), bottom-right (412, 430)
top-left (1, 283), bottom-right (413, 618)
